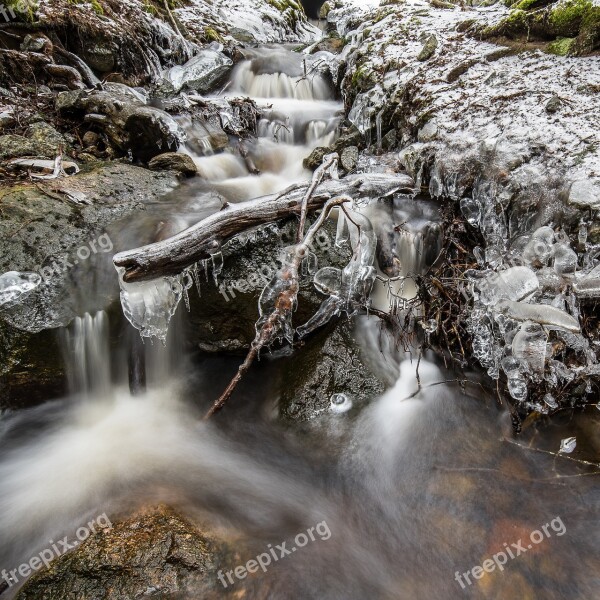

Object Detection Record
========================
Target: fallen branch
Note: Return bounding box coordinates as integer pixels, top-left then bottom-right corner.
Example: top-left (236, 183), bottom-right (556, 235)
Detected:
top-left (205, 193), bottom-right (353, 419)
top-left (114, 172), bottom-right (413, 283)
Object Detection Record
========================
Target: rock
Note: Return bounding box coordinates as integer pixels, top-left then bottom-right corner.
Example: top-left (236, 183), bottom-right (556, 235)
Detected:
top-left (480, 1), bottom-right (600, 57)
top-left (0, 134), bottom-right (35, 160)
top-left (417, 34), bottom-right (438, 61)
top-left (83, 40), bottom-right (118, 73)
top-left (56, 88), bottom-right (181, 161)
top-left (277, 320), bottom-right (385, 422)
top-left (545, 94), bottom-right (562, 113)
top-left (303, 146), bottom-right (329, 170)
top-left (332, 126), bottom-right (364, 153)
top-left (160, 49), bottom-right (233, 94)
top-left (26, 122), bottom-right (67, 156)
top-left (379, 129), bottom-right (396, 151)
top-left (82, 131), bottom-right (99, 148)
top-left (20, 34), bottom-right (52, 53)
top-left (0, 163), bottom-right (178, 409)
top-left (320, 1), bottom-right (334, 19)
top-left (178, 115), bottom-right (229, 155)
top-left (547, 36), bottom-right (577, 56)
top-left (125, 106), bottom-right (181, 162)
top-left (15, 505), bottom-right (232, 600)
top-left (340, 145), bottom-right (358, 172)
top-left (568, 179), bottom-right (600, 209)
top-left (0, 110), bottom-right (15, 130)
top-left (177, 0), bottom-right (320, 45)
top-left (310, 34), bottom-right (346, 54)
top-left (187, 218), bottom-right (351, 354)
top-left (148, 152), bottom-right (198, 177)
top-left (417, 120), bottom-right (438, 142)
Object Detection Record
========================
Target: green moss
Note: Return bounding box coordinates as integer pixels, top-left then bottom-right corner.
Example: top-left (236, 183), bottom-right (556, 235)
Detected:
top-left (351, 64), bottom-right (378, 92)
top-left (547, 35), bottom-right (577, 53)
top-left (204, 27), bottom-right (224, 43)
top-left (549, 0), bottom-right (589, 30)
top-left (266, 0), bottom-right (302, 11)
top-left (66, 0), bottom-right (104, 14)
top-left (513, 0), bottom-right (538, 9)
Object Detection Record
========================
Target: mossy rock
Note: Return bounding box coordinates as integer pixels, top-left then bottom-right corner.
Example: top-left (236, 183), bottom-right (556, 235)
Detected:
top-left (480, 0), bottom-right (600, 55)
top-left (547, 35), bottom-right (577, 54)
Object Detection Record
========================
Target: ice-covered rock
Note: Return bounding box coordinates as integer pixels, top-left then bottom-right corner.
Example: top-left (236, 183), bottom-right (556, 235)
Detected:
top-left (175, 0), bottom-right (320, 45)
top-left (568, 179), bottom-right (600, 210)
top-left (160, 50), bottom-right (233, 94)
top-left (0, 271), bottom-right (41, 308)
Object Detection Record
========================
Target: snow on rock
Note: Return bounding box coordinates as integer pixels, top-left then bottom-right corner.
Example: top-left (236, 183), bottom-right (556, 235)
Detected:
top-left (332, 0), bottom-right (600, 410)
top-left (176, 0), bottom-right (321, 45)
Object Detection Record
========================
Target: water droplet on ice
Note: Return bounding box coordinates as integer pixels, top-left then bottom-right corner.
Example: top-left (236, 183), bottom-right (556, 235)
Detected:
top-left (559, 437), bottom-right (576, 454)
top-left (330, 393), bottom-right (352, 414)
top-left (460, 197), bottom-right (482, 227)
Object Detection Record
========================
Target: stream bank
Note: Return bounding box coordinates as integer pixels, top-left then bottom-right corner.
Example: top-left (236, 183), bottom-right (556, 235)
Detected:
top-left (0, 1), bottom-right (599, 599)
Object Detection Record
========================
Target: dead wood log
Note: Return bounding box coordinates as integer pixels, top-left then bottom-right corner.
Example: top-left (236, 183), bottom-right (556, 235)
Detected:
top-left (113, 172), bottom-right (414, 283)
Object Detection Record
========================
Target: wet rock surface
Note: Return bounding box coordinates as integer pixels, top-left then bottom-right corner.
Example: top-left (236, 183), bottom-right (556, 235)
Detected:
top-left (0, 163), bottom-right (178, 408)
top-left (277, 319), bottom-right (385, 422)
top-left (148, 152), bottom-right (198, 177)
top-left (187, 219), bottom-right (352, 353)
top-left (15, 505), bottom-right (233, 600)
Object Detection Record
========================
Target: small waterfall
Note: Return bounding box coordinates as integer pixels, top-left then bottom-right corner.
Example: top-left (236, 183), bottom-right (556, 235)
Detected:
top-left (63, 311), bottom-right (111, 399)
top-left (174, 47), bottom-right (343, 205)
top-left (231, 60), bottom-right (332, 101)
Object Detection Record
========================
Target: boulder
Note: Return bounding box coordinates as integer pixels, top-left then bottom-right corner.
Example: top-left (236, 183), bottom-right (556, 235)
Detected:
top-left (148, 152), bottom-right (198, 177)
top-left (56, 88), bottom-right (181, 161)
top-left (160, 49), bottom-right (233, 94)
top-left (276, 320), bottom-right (385, 422)
top-left (0, 163), bottom-right (178, 409)
top-left (15, 505), bottom-right (232, 600)
top-left (0, 122), bottom-right (66, 160)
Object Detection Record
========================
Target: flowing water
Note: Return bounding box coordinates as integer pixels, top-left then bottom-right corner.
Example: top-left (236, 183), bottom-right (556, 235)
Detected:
top-left (1, 47), bottom-right (599, 599)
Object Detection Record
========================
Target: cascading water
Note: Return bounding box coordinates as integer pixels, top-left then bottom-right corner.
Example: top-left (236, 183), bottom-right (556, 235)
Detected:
top-left (62, 311), bottom-right (111, 399)
top-left (1, 42), bottom-right (598, 600)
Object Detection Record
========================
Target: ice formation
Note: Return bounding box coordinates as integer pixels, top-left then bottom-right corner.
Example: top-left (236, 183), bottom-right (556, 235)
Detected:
top-left (0, 271), bottom-right (41, 308)
top-left (296, 207), bottom-right (377, 339)
top-left (117, 267), bottom-right (192, 344)
top-left (333, 0), bottom-right (600, 411)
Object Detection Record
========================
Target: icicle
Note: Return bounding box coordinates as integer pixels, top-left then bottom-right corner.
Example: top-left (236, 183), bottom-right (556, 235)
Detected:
top-left (182, 269), bottom-right (194, 312)
top-left (210, 249), bottom-right (224, 285)
top-left (376, 109), bottom-right (384, 151)
top-left (335, 209), bottom-right (350, 248)
top-left (116, 267), bottom-right (184, 345)
top-left (192, 262), bottom-right (202, 297)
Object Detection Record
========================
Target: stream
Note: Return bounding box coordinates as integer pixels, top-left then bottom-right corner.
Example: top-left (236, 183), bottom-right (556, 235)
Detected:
top-left (1, 44), bottom-right (599, 600)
